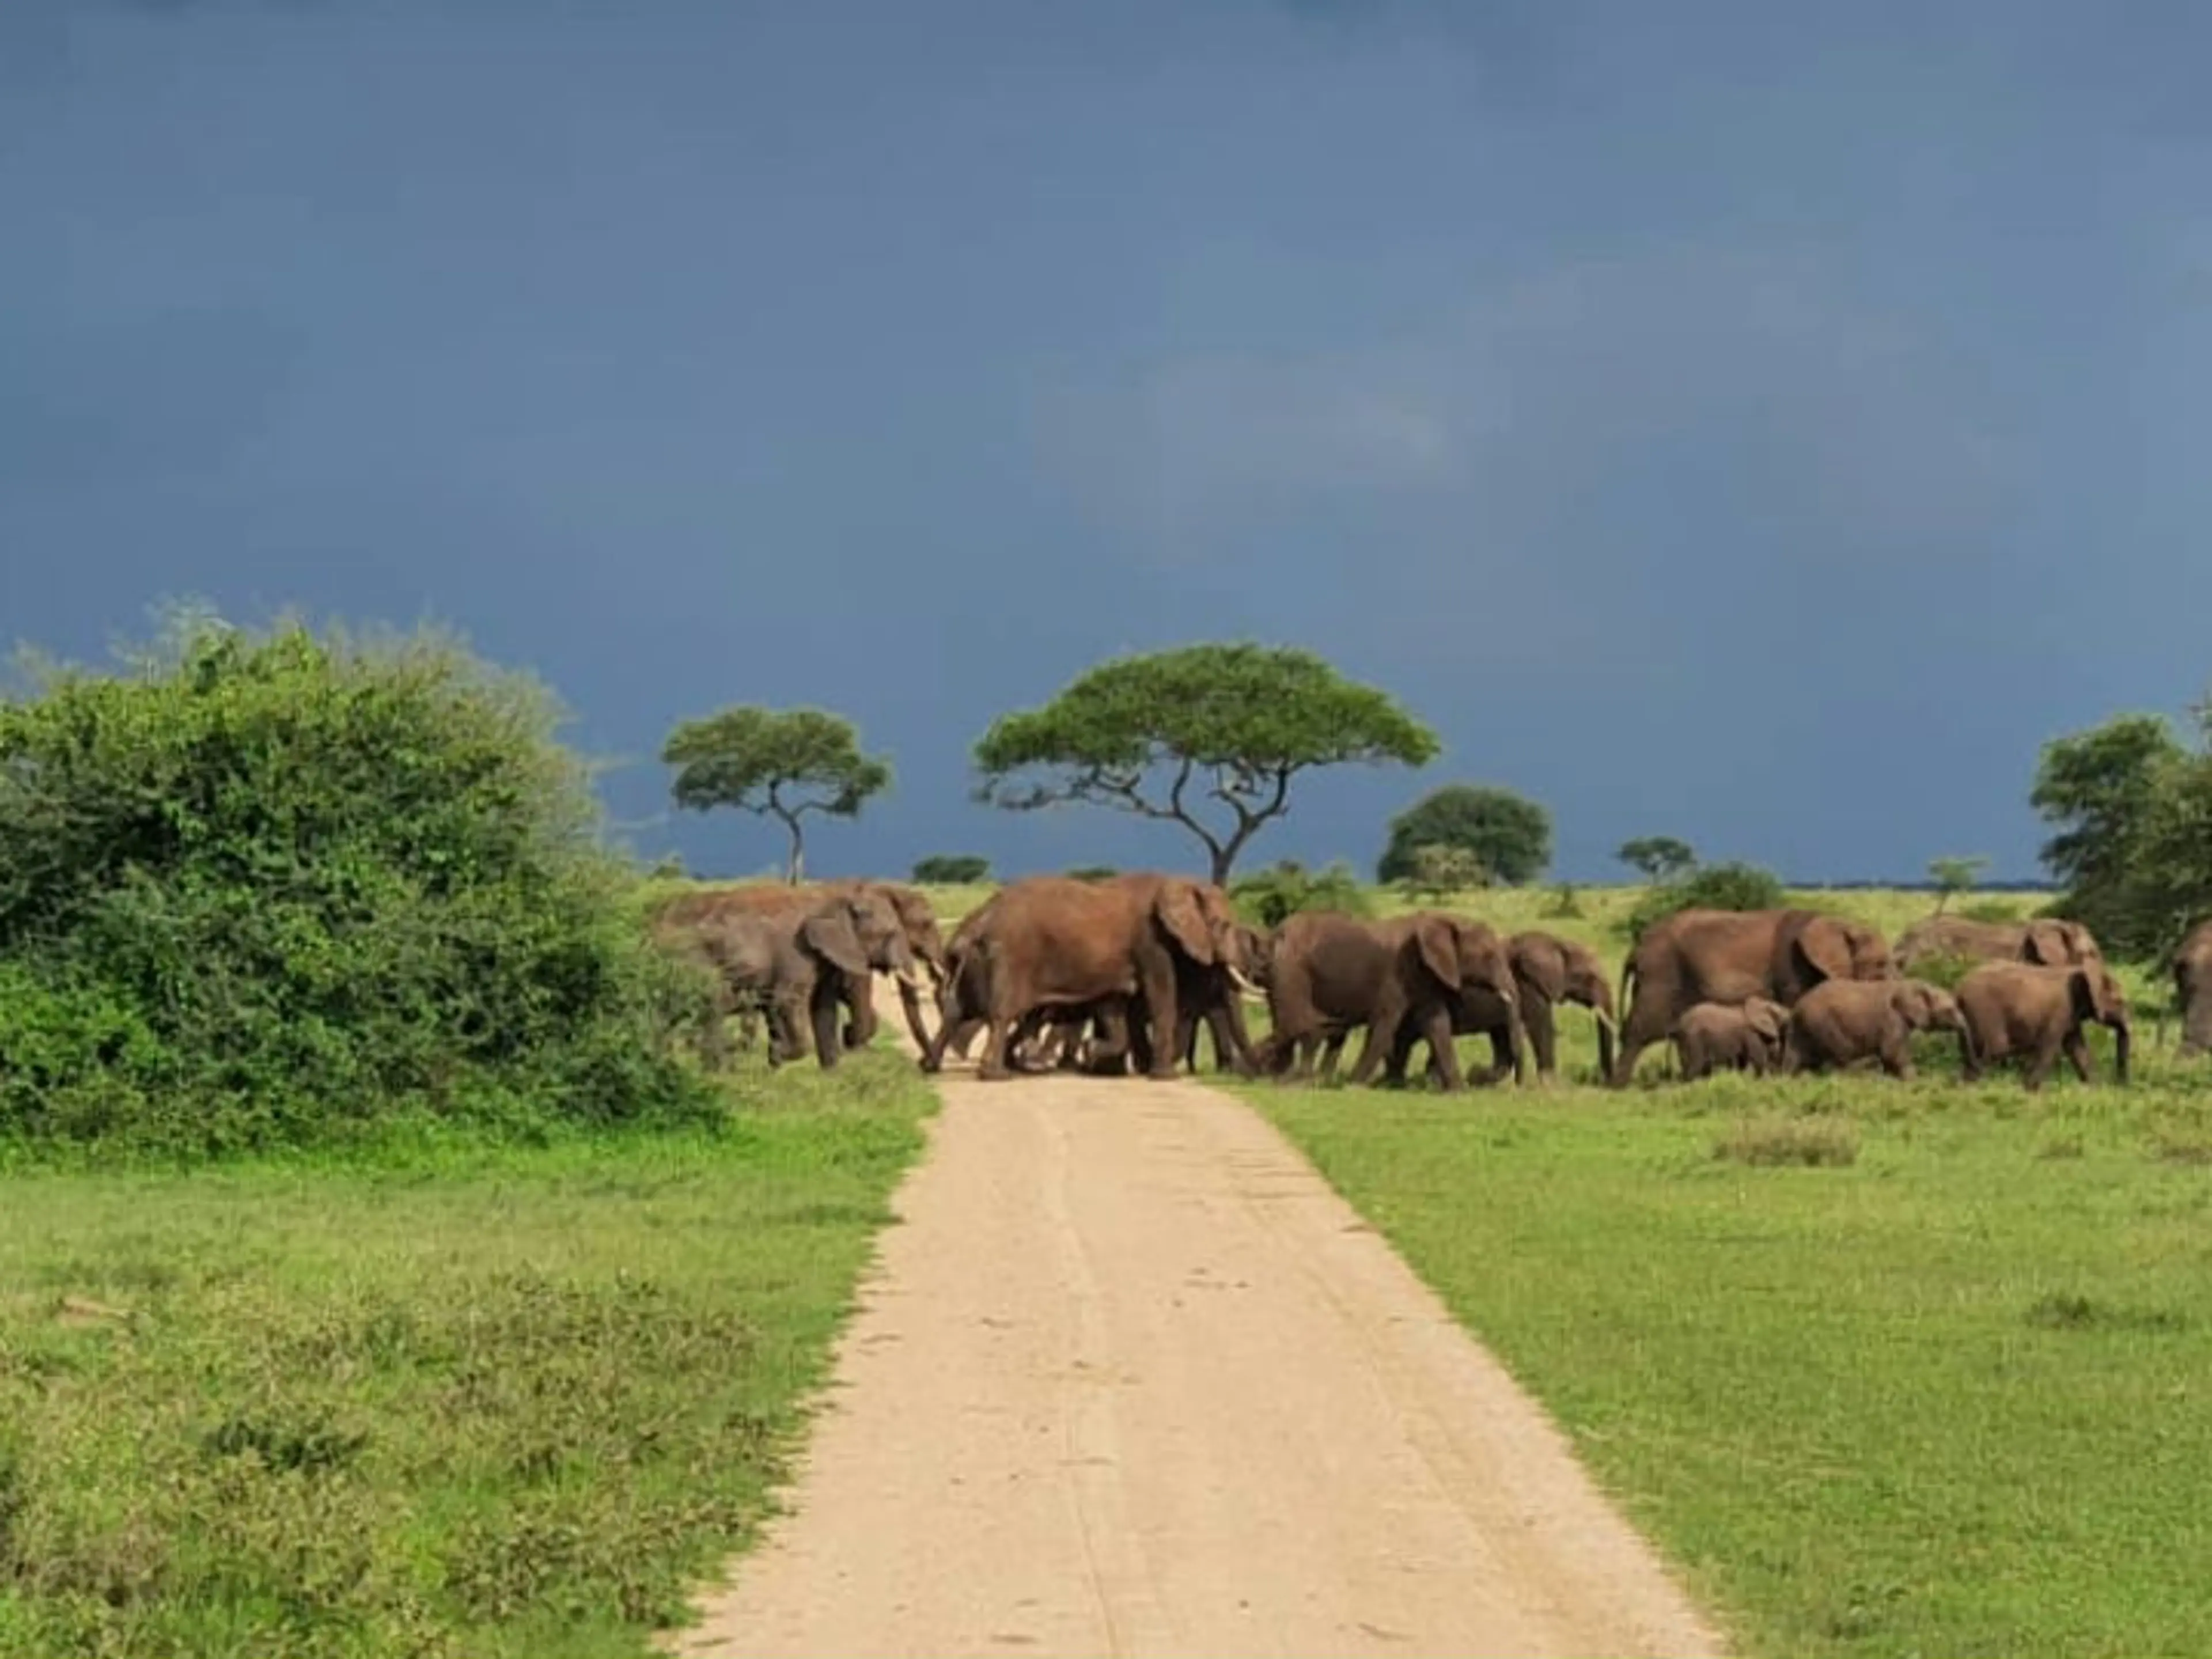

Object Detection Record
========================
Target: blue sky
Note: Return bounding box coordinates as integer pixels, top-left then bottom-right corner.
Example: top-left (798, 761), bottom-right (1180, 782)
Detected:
top-left (5, 1), bottom-right (2209, 882)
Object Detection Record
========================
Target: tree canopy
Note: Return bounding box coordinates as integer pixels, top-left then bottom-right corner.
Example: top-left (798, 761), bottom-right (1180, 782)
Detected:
top-left (661, 706), bottom-right (891, 884)
top-left (1926, 854), bottom-right (1990, 912)
top-left (2029, 712), bottom-right (2184, 955)
top-left (972, 643), bottom-right (1438, 884)
top-left (1377, 783), bottom-right (1552, 887)
top-left (1616, 835), bottom-right (1698, 881)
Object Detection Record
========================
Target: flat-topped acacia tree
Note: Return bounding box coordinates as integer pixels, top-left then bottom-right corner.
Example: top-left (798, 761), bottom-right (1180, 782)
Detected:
top-left (971, 643), bottom-right (1440, 885)
top-left (661, 706), bottom-right (891, 884)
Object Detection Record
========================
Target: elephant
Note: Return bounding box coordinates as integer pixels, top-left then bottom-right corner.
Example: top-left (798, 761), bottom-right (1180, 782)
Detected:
top-left (1611, 908), bottom-right (1893, 1085)
top-left (1670, 998), bottom-right (1789, 1080)
top-left (917, 873), bottom-right (1257, 1081)
top-left (1893, 914), bottom-right (2102, 974)
top-left (1782, 978), bottom-right (1971, 1079)
top-left (1380, 929), bottom-right (1616, 1086)
top-left (2171, 919), bottom-right (2212, 1059)
top-left (654, 880), bottom-right (944, 1055)
top-left (1954, 960), bottom-right (2131, 1089)
top-left (654, 887), bottom-right (923, 1070)
top-left (1259, 910), bottom-right (1523, 1091)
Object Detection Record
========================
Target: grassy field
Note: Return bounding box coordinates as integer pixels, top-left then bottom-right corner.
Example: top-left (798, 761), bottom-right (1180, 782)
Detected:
top-left (1158, 882), bottom-right (2209, 1658)
top-left (0, 1052), bottom-right (933, 1659)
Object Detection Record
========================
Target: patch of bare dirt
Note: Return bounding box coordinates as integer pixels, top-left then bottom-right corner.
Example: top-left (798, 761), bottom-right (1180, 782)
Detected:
top-left (671, 979), bottom-right (1726, 1658)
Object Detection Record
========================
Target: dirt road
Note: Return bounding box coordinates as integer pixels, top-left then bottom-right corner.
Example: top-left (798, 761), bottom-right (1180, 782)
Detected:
top-left (673, 986), bottom-right (1726, 1659)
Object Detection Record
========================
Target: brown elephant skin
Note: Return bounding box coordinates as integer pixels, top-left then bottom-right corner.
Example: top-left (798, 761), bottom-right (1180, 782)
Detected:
top-left (918, 873), bottom-right (1254, 1081)
top-left (1893, 914), bottom-right (2101, 974)
top-left (654, 888), bottom-right (921, 1070)
top-left (1262, 911), bottom-right (1522, 1091)
top-left (1784, 978), bottom-right (1970, 1080)
top-left (1670, 998), bottom-right (1788, 1080)
top-left (1612, 908), bottom-right (1893, 1085)
top-left (1954, 960), bottom-right (2130, 1089)
top-left (2170, 919), bottom-right (2212, 1059)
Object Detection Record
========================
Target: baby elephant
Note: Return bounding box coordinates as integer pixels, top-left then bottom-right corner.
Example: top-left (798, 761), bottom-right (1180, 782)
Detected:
top-left (1955, 961), bottom-right (2131, 1089)
top-left (1784, 978), bottom-right (1971, 1080)
top-left (1671, 997), bottom-right (1789, 1080)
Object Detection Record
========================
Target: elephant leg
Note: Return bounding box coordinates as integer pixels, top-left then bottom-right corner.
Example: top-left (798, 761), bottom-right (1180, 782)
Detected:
top-left (1347, 990), bottom-right (1416, 1087)
top-left (1382, 1020), bottom-right (1418, 1086)
top-left (1880, 1029), bottom-right (1913, 1080)
top-left (1418, 1006), bottom-right (1465, 1091)
top-left (809, 979), bottom-right (844, 1070)
top-left (1213, 995), bottom-right (1257, 1077)
top-left (1611, 984), bottom-right (1674, 1086)
top-left (1316, 1028), bottom-right (1350, 1084)
top-left (2022, 1033), bottom-right (2062, 1091)
top-left (1524, 997), bottom-right (1558, 1081)
top-left (1474, 1021), bottom-right (1514, 1086)
top-left (840, 969), bottom-right (878, 1051)
top-left (2063, 1029), bottom-right (2093, 1084)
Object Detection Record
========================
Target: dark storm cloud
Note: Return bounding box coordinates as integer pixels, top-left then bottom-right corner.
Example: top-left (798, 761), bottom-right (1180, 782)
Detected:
top-left (3, 2), bottom-right (2209, 881)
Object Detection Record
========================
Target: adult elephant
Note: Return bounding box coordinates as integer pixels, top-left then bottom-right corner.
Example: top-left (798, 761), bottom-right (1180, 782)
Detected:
top-left (1262, 911), bottom-right (1523, 1091)
top-left (654, 887), bottom-right (923, 1070)
top-left (1893, 914), bottom-right (2101, 974)
top-left (1610, 907), bottom-right (1893, 1086)
top-left (918, 873), bottom-right (1256, 1081)
top-left (1373, 928), bottom-right (1612, 1086)
top-left (1955, 960), bottom-right (2130, 1089)
top-left (661, 880), bottom-right (949, 1054)
top-left (2171, 919), bottom-right (2212, 1059)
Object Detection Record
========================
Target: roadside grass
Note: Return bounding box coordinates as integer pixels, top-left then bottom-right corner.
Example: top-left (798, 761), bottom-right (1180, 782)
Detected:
top-left (1236, 1054), bottom-right (2212, 1658)
top-left (0, 1050), bottom-right (934, 1659)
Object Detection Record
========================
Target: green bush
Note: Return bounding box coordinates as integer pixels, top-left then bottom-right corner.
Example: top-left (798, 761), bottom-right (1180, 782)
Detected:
top-left (1618, 860), bottom-right (1788, 944)
top-left (1229, 859), bottom-right (1374, 929)
top-left (0, 611), bottom-right (713, 1158)
top-left (911, 854), bottom-right (990, 884)
top-left (1958, 898), bottom-right (2028, 924)
top-left (1065, 865), bottom-right (1118, 882)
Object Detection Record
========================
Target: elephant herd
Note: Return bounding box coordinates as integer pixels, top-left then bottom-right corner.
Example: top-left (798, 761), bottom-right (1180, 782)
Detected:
top-left (650, 874), bottom-right (2159, 1093)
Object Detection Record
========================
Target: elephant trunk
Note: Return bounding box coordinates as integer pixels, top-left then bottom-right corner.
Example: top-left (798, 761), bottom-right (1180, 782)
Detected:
top-left (1590, 1001), bottom-right (1617, 1082)
top-left (2113, 1017), bottom-right (2131, 1084)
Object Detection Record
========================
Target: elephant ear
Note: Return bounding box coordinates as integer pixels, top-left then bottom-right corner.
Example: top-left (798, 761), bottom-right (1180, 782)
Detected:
top-left (1412, 916), bottom-right (1461, 989)
top-left (1515, 936), bottom-right (1569, 1002)
top-left (1793, 919), bottom-right (1854, 986)
top-left (2022, 922), bottom-right (2065, 965)
top-left (1745, 1000), bottom-right (1786, 1042)
top-left (1154, 882), bottom-right (1217, 964)
top-left (801, 912), bottom-right (870, 979)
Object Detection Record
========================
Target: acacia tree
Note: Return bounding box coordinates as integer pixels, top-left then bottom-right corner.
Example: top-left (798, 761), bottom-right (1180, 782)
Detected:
top-left (1616, 836), bottom-right (1698, 881)
top-left (972, 643), bottom-right (1438, 885)
top-left (2029, 712), bottom-right (2183, 954)
top-left (661, 706), bottom-right (890, 884)
top-left (1926, 854), bottom-right (1990, 913)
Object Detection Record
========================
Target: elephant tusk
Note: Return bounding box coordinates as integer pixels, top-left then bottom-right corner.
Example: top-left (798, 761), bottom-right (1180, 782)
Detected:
top-left (1228, 965), bottom-right (1265, 999)
top-left (895, 967), bottom-right (924, 989)
top-left (1592, 1007), bottom-right (1618, 1036)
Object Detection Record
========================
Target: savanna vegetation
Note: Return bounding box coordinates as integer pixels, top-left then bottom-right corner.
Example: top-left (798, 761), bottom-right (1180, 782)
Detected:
top-left (0, 612), bottom-right (934, 1658)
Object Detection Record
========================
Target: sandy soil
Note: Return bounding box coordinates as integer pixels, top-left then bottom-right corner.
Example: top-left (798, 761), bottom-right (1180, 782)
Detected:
top-left (671, 983), bottom-right (1726, 1659)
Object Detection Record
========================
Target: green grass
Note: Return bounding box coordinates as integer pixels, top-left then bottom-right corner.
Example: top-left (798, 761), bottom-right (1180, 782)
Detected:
top-left (0, 1051), bottom-right (933, 1659)
top-left (1236, 1047), bottom-right (2212, 1658)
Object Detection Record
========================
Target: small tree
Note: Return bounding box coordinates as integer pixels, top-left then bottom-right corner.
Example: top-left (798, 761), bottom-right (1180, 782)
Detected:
top-left (1377, 785), bottom-right (1551, 886)
top-left (2029, 712), bottom-right (2184, 956)
top-left (661, 706), bottom-right (890, 884)
top-left (1400, 843), bottom-right (1490, 903)
top-left (1616, 836), bottom-right (1698, 882)
top-left (973, 643), bottom-right (1438, 885)
top-left (911, 854), bottom-right (990, 885)
top-left (1926, 854), bottom-right (1991, 914)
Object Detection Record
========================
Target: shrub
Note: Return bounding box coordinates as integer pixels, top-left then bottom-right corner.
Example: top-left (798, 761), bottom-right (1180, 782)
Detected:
top-left (1543, 881), bottom-right (1584, 918)
top-left (1397, 843), bottom-right (1489, 903)
top-left (1066, 865), bottom-right (1118, 882)
top-left (911, 854), bottom-right (990, 884)
top-left (1377, 784), bottom-right (1551, 886)
top-left (1958, 899), bottom-right (2027, 924)
top-left (1908, 950), bottom-right (1980, 991)
top-left (1714, 1116), bottom-right (1859, 1168)
top-left (0, 610), bottom-right (713, 1158)
top-left (1618, 861), bottom-right (1789, 944)
top-left (1229, 859), bottom-right (1374, 929)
